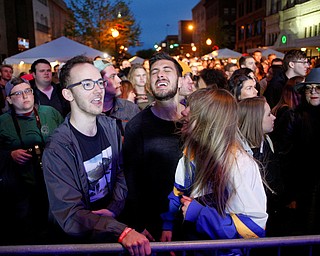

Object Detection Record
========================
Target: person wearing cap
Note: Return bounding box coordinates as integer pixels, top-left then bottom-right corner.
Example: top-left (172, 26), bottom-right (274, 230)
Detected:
top-left (42, 56), bottom-right (150, 255)
top-left (278, 67), bottom-right (320, 235)
top-left (178, 61), bottom-right (196, 107)
top-left (121, 52), bottom-right (184, 243)
top-left (0, 77), bottom-right (63, 245)
top-left (93, 59), bottom-right (140, 136)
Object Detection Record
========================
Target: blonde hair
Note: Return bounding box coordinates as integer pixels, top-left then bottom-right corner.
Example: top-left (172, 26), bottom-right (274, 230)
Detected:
top-left (127, 63), bottom-right (152, 94)
top-left (183, 88), bottom-right (244, 215)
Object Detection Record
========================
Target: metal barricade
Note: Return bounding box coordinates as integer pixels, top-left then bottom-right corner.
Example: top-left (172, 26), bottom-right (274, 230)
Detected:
top-left (1, 235), bottom-right (320, 255)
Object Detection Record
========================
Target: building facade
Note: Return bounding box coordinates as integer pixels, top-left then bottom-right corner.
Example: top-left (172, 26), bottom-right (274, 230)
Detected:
top-left (0, 0), bottom-right (69, 63)
top-left (0, 0), bottom-right (35, 63)
top-left (235, 0), bottom-right (266, 53)
top-left (265, 0), bottom-right (320, 58)
top-left (192, 0), bottom-right (237, 56)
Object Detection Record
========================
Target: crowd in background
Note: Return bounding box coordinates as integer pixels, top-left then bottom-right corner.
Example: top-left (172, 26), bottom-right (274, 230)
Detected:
top-left (1, 48), bottom-right (320, 256)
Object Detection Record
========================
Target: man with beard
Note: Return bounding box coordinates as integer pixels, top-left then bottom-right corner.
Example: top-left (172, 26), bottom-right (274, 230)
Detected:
top-left (121, 52), bottom-right (184, 242)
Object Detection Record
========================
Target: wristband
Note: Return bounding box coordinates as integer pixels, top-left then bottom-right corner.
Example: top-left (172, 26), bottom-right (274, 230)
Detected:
top-left (118, 227), bottom-right (134, 243)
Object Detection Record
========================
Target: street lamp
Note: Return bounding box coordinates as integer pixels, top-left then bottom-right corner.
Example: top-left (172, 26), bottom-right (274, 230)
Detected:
top-left (111, 28), bottom-right (119, 58)
top-left (206, 38), bottom-right (212, 46)
top-left (192, 45), bottom-right (197, 56)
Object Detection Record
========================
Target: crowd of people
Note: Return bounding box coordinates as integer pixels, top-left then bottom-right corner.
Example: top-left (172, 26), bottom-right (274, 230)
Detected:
top-left (0, 48), bottom-right (320, 256)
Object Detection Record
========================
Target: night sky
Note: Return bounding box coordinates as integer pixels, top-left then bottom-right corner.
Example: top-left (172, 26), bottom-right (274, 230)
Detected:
top-left (128, 0), bottom-right (199, 53)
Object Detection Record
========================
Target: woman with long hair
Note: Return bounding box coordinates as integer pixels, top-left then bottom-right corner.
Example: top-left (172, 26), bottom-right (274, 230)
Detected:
top-left (237, 96), bottom-right (286, 237)
top-left (119, 80), bottom-right (137, 103)
top-left (161, 89), bottom-right (267, 255)
top-left (127, 63), bottom-right (154, 110)
top-left (270, 76), bottom-right (303, 152)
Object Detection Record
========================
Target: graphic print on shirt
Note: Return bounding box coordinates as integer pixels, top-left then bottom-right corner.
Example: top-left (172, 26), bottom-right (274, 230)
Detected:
top-left (84, 146), bottom-right (113, 202)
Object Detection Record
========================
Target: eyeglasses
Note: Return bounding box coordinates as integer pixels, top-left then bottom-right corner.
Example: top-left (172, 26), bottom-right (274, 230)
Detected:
top-left (67, 79), bottom-right (105, 90)
top-left (292, 60), bottom-right (310, 65)
top-left (183, 72), bottom-right (194, 80)
top-left (305, 85), bottom-right (320, 94)
top-left (9, 88), bottom-right (33, 97)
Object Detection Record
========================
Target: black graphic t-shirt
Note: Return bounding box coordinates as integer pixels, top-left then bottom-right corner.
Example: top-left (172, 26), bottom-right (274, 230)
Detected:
top-left (71, 122), bottom-right (112, 203)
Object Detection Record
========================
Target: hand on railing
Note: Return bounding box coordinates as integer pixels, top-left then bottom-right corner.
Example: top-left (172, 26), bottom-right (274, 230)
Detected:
top-left (160, 231), bottom-right (176, 256)
top-left (121, 229), bottom-right (151, 256)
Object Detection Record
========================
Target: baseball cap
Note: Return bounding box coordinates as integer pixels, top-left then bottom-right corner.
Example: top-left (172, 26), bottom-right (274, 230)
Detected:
top-left (93, 60), bottom-right (113, 72)
top-left (5, 78), bottom-right (30, 96)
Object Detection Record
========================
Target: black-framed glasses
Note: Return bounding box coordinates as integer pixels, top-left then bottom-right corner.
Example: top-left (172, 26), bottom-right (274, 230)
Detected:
top-left (9, 88), bottom-right (33, 97)
top-left (67, 78), bottom-right (105, 90)
top-left (183, 72), bottom-right (194, 80)
top-left (292, 60), bottom-right (309, 65)
top-left (305, 84), bottom-right (320, 93)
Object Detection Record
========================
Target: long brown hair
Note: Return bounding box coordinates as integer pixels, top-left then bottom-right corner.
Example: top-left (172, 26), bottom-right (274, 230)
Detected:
top-left (238, 96), bottom-right (266, 148)
top-left (127, 63), bottom-right (152, 94)
top-left (120, 80), bottom-right (135, 100)
top-left (183, 88), bottom-right (243, 215)
top-left (271, 76), bottom-right (303, 116)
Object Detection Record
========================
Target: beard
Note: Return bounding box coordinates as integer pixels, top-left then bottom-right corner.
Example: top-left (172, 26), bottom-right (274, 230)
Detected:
top-left (151, 84), bottom-right (178, 101)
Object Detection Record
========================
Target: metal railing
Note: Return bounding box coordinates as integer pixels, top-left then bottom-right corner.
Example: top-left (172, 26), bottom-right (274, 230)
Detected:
top-left (1, 235), bottom-right (320, 255)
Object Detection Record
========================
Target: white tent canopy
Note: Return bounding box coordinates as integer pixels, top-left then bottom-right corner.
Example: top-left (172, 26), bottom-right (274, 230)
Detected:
top-left (129, 56), bottom-right (144, 64)
top-left (206, 48), bottom-right (242, 59)
top-left (247, 47), bottom-right (285, 59)
top-left (3, 36), bottom-right (107, 65)
top-left (260, 48), bottom-right (284, 59)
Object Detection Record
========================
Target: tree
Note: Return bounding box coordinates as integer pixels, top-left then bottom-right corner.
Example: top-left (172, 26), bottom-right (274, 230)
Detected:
top-left (136, 49), bottom-right (156, 60)
top-left (65, 0), bottom-right (141, 55)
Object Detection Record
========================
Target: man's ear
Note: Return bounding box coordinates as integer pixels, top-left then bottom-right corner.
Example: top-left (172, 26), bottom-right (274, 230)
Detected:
top-left (62, 88), bottom-right (74, 102)
top-left (288, 61), bottom-right (295, 69)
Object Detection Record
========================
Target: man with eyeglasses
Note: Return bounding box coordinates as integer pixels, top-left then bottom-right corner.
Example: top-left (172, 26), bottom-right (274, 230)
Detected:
top-left (0, 77), bottom-right (63, 245)
top-left (264, 49), bottom-right (309, 108)
top-left (177, 61), bottom-right (196, 107)
top-left (93, 60), bottom-right (140, 136)
top-left (42, 55), bottom-right (150, 256)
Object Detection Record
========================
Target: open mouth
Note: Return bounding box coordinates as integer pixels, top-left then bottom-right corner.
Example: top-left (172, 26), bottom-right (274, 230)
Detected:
top-left (91, 96), bottom-right (102, 104)
top-left (156, 80), bottom-right (168, 87)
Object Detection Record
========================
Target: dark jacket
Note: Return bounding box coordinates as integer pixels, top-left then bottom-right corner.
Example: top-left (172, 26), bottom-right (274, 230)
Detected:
top-left (263, 67), bottom-right (287, 109)
top-left (282, 103), bottom-right (320, 234)
top-left (30, 80), bottom-right (70, 117)
top-left (42, 114), bottom-right (127, 242)
top-left (104, 97), bottom-right (140, 136)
